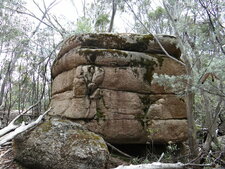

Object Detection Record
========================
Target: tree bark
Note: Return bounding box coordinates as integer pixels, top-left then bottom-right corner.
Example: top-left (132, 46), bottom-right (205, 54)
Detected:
top-left (185, 66), bottom-right (198, 158)
top-left (108, 0), bottom-right (117, 32)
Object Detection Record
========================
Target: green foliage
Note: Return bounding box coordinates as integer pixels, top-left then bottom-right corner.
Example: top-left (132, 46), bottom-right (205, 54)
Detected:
top-left (95, 14), bottom-right (110, 32)
top-left (75, 17), bottom-right (93, 33)
top-left (131, 157), bottom-right (151, 165)
top-left (152, 74), bottom-right (188, 95)
top-left (133, 0), bottom-right (170, 34)
top-left (130, 148), bottom-right (159, 165)
top-left (95, 108), bottom-right (106, 122)
top-left (163, 143), bottom-right (179, 162)
top-left (148, 7), bottom-right (165, 20)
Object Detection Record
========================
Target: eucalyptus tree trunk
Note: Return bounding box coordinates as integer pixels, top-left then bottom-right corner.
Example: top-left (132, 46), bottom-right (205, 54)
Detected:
top-left (108, 0), bottom-right (117, 32)
top-left (184, 61), bottom-right (198, 158)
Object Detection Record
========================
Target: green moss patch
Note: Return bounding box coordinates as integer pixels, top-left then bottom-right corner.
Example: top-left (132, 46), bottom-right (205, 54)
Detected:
top-left (144, 66), bottom-right (154, 84)
top-left (135, 95), bottom-right (158, 129)
top-left (66, 129), bottom-right (108, 149)
top-left (81, 33), bottom-right (155, 53)
top-left (95, 108), bottom-right (106, 122)
top-left (39, 121), bottom-right (52, 133)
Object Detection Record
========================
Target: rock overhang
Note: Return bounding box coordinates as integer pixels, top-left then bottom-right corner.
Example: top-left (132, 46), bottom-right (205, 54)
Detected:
top-left (57, 33), bottom-right (181, 59)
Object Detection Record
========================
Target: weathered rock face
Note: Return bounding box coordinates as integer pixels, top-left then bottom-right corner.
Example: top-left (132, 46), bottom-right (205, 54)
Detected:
top-left (49, 33), bottom-right (188, 144)
top-left (13, 118), bottom-right (109, 169)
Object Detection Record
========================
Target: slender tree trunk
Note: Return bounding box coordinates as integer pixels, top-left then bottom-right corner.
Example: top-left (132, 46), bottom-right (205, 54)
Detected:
top-left (6, 72), bottom-right (13, 125)
top-left (36, 73), bottom-right (40, 115)
top-left (31, 73), bottom-right (36, 113)
top-left (202, 82), bottom-right (222, 152)
top-left (18, 63), bottom-right (22, 114)
top-left (0, 55), bottom-right (18, 109)
top-left (81, 0), bottom-right (86, 18)
top-left (163, 1), bottom-right (198, 158)
top-left (185, 63), bottom-right (198, 158)
top-left (0, 77), bottom-right (7, 109)
top-left (108, 0), bottom-right (117, 32)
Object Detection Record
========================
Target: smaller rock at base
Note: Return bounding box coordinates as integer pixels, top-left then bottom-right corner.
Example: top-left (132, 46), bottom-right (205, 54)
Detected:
top-left (13, 118), bottom-right (109, 169)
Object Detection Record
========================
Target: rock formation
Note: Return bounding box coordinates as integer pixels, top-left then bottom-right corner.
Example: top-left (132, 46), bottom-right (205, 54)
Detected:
top-left (13, 33), bottom-right (188, 169)
top-left (14, 118), bottom-right (109, 169)
top-left (50, 33), bottom-right (188, 144)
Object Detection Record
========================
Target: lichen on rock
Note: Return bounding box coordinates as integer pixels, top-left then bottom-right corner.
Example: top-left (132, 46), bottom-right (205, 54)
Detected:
top-left (13, 118), bottom-right (109, 169)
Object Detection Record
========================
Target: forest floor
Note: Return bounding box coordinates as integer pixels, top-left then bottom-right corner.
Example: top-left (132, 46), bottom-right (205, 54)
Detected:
top-left (0, 144), bottom-right (20, 169)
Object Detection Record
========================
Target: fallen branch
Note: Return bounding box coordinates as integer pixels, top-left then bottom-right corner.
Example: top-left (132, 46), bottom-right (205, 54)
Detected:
top-left (0, 123), bottom-right (18, 138)
top-left (0, 101), bottom-right (47, 137)
top-left (106, 142), bottom-right (132, 158)
top-left (114, 162), bottom-right (214, 169)
top-left (114, 162), bottom-right (184, 169)
top-left (0, 147), bottom-right (12, 158)
top-left (0, 107), bottom-right (51, 146)
top-left (0, 160), bottom-right (12, 165)
top-left (157, 153), bottom-right (165, 162)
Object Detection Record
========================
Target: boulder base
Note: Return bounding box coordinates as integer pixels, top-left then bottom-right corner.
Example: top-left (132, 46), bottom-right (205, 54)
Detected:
top-left (13, 118), bottom-right (109, 169)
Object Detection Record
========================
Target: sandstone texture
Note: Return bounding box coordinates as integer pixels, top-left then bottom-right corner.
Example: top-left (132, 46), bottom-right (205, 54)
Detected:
top-left (13, 118), bottom-right (109, 169)
top-left (49, 33), bottom-right (188, 144)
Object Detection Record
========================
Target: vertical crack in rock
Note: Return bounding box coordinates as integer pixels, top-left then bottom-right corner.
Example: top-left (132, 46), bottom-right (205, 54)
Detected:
top-left (73, 65), bottom-right (105, 118)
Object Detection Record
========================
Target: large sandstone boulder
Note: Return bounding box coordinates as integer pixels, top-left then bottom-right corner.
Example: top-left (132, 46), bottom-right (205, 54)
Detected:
top-left (13, 118), bottom-right (109, 169)
top-left (49, 33), bottom-right (188, 144)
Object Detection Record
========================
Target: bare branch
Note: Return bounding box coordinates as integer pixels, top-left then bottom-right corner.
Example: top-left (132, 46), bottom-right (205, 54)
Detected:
top-left (0, 107), bottom-right (51, 146)
top-left (106, 142), bottom-right (132, 158)
top-left (198, 0), bottom-right (225, 55)
top-left (4, 6), bottom-right (54, 29)
top-left (124, 0), bottom-right (185, 66)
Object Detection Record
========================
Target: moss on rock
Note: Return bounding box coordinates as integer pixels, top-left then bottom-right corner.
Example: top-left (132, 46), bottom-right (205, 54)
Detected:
top-left (95, 108), bottom-right (106, 122)
top-left (39, 121), bottom-right (52, 132)
top-left (57, 33), bottom-right (181, 61)
top-left (13, 118), bottom-right (109, 169)
top-left (78, 48), bottom-right (129, 64)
